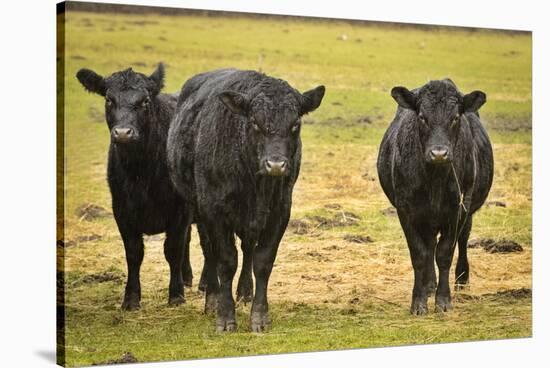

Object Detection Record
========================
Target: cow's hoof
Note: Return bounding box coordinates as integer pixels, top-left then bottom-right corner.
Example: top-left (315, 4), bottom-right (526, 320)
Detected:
top-left (410, 299), bottom-right (428, 316)
top-left (204, 293), bottom-right (217, 315)
top-left (435, 296), bottom-right (453, 313)
top-left (216, 317), bottom-right (237, 332)
top-left (122, 295), bottom-right (141, 311)
top-left (251, 311), bottom-right (271, 333)
top-left (168, 295), bottom-right (185, 306)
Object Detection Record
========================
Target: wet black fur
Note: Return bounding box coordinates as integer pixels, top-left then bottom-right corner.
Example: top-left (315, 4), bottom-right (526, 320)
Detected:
top-left (377, 79), bottom-right (493, 315)
top-left (76, 64), bottom-right (194, 310)
top-left (167, 68), bottom-right (325, 331)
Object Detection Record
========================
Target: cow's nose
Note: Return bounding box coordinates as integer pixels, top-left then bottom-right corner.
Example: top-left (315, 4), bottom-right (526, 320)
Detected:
top-left (265, 160), bottom-right (287, 176)
top-left (112, 127), bottom-right (135, 143)
top-left (430, 148), bottom-right (449, 162)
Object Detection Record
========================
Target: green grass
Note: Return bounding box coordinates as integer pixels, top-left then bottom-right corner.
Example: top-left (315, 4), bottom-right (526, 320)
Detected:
top-left (60, 9), bottom-right (532, 367)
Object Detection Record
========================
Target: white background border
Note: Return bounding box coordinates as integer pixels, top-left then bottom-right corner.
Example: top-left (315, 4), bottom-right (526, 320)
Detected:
top-left (0, 0), bottom-right (546, 367)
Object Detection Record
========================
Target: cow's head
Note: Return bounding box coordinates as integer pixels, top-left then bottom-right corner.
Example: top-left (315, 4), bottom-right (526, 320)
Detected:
top-left (391, 79), bottom-right (486, 165)
top-left (218, 81), bottom-right (325, 177)
top-left (76, 63), bottom-right (165, 145)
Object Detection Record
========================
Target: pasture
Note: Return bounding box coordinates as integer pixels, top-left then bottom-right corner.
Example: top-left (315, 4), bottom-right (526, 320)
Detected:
top-left (58, 8), bottom-right (532, 367)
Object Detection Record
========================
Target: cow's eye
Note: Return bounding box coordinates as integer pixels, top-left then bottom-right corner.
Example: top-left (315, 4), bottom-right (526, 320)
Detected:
top-left (291, 122), bottom-right (300, 134)
top-left (141, 98), bottom-right (150, 109)
top-left (106, 97), bottom-right (113, 107)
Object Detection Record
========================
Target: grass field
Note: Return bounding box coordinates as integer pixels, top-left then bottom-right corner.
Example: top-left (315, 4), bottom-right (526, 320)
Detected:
top-left (58, 8), bottom-right (532, 367)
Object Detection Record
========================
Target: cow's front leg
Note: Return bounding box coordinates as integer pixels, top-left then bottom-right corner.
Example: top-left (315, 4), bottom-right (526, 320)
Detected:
top-left (398, 212), bottom-right (433, 315)
top-left (203, 220), bottom-right (237, 332)
top-left (435, 226), bottom-right (458, 312)
top-left (121, 233), bottom-right (144, 311)
top-left (251, 210), bottom-right (288, 332)
top-left (455, 215), bottom-right (472, 290)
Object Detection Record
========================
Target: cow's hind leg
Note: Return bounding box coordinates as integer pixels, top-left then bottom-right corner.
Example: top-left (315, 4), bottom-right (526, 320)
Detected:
top-left (237, 236), bottom-right (254, 303)
top-left (455, 215), bottom-right (472, 290)
top-left (121, 233), bottom-right (144, 311)
top-left (181, 226), bottom-right (193, 287)
top-left (197, 222), bottom-right (209, 292)
top-left (164, 222), bottom-right (190, 306)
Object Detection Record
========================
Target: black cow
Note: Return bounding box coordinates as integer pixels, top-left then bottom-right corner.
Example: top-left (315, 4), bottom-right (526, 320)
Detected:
top-left (76, 64), bottom-right (195, 310)
top-left (167, 69), bottom-right (325, 332)
top-left (377, 79), bottom-right (493, 315)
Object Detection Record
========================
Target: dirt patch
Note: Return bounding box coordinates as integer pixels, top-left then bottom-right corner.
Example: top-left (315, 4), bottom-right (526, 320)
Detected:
top-left (287, 219), bottom-right (311, 235)
top-left (308, 211), bottom-right (361, 229)
top-left (88, 106), bottom-right (104, 123)
top-left (356, 116), bottom-right (372, 124)
top-left (485, 288), bottom-right (531, 299)
top-left (343, 234), bottom-right (374, 244)
top-left (125, 20), bottom-right (158, 26)
top-left (93, 352), bottom-right (138, 365)
top-left (380, 207), bottom-right (397, 217)
top-left (61, 234), bottom-right (102, 248)
top-left (80, 271), bottom-right (124, 285)
top-left (468, 238), bottom-right (523, 253)
top-left (305, 251), bottom-right (329, 262)
top-left (486, 200), bottom-right (507, 208)
top-left (76, 203), bottom-right (111, 221)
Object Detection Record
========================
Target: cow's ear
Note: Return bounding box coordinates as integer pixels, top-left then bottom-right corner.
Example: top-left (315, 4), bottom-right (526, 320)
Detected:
top-left (149, 63), bottom-right (165, 95)
top-left (462, 90), bottom-right (486, 113)
top-left (218, 91), bottom-right (250, 116)
top-left (76, 68), bottom-right (106, 96)
top-left (391, 86), bottom-right (416, 110)
top-left (301, 85), bottom-right (325, 114)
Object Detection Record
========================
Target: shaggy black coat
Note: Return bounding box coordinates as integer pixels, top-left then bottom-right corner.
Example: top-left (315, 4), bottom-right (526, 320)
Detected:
top-left (167, 69), bottom-right (325, 332)
top-left (377, 79), bottom-right (493, 315)
top-left (76, 64), bottom-right (194, 310)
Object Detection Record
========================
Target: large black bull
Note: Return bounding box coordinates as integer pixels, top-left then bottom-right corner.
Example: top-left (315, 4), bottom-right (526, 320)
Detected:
top-left (167, 69), bottom-right (325, 332)
top-left (377, 79), bottom-right (493, 315)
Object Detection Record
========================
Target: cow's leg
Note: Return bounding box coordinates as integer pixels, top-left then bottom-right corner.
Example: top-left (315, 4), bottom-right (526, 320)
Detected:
top-left (197, 222), bottom-right (219, 315)
top-left (121, 232), bottom-right (144, 311)
top-left (455, 215), bottom-right (472, 290)
top-left (237, 236), bottom-right (254, 303)
top-left (398, 212), bottom-right (432, 316)
top-left (251, 210), bottom-right (289, 332)
top-left (181, 226), bottom-right (193, 287)
top-left (435, 225), bottom-right (456, 312)
top-left (197, 222), bottom-right (210, 293)
top-left (204, 220), bottom-right (237, 332)
top-left (164, 220), bottom-right (190, 306)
